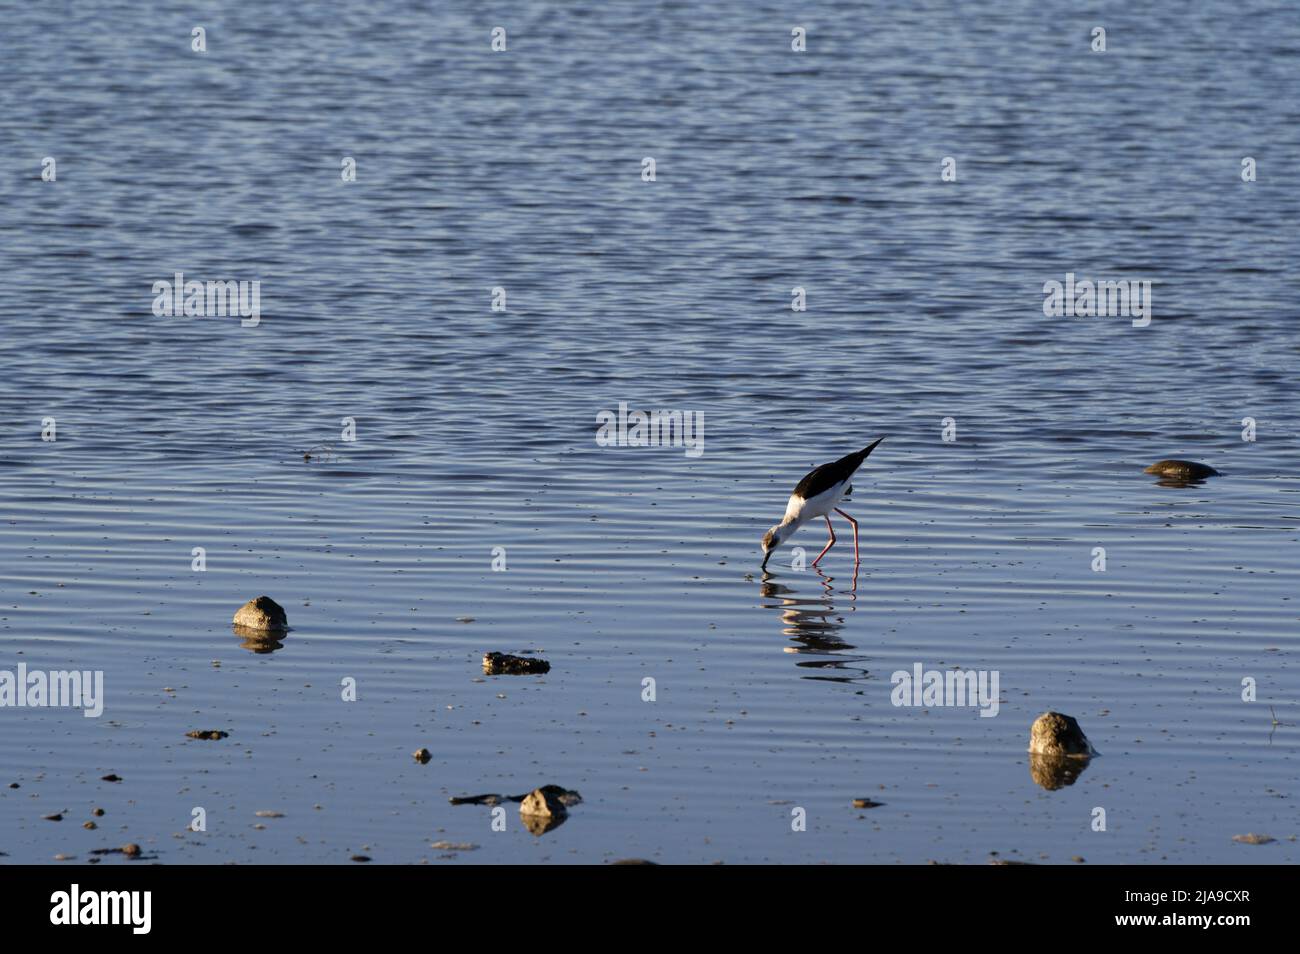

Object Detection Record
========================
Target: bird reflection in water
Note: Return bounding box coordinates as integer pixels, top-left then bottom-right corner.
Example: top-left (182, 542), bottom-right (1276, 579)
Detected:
top-left (758, 565), bottom-right (870, 685)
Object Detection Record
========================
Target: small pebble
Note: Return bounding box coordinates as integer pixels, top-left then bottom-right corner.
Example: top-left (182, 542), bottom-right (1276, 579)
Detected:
top-left (1232, 833), bottom-right (1275, 845)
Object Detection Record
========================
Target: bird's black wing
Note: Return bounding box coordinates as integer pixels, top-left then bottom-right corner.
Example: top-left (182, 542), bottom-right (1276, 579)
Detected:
top-left (791, 440), bottom-right (883, 500)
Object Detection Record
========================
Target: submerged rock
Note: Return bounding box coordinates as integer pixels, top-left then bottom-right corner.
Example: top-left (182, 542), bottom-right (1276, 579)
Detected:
top-left (482, 652), bottom-right (550, 676)
top-left (1028, 712), bottom-right (1096, 758)
top-left (449, 792), bottom-right (506, 806)
top-left (1144, 460), bottom-right (1220, 482)
top-left (534, 785), bottom-right (582, 807)
top-left (430, 841), bottom-right (478, 852)
top-left (451, 784), bottom-right (580, 809)
top-left (185, 730), bottom-right (228, 740)
top-left (451, 784), bottom-right (581, 834)
top-left (232, 596), bottom-right (288, 634)
top-left (412, 748), bottom-right (432, 764)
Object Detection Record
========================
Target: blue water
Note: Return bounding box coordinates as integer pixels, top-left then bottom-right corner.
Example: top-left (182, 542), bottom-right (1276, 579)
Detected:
top-left (1, 1), bottom-right (1297, 864)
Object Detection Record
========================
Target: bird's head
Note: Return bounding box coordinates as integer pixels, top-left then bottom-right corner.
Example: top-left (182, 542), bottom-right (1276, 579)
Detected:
top-left (760, 525), bottom-right (786, 569)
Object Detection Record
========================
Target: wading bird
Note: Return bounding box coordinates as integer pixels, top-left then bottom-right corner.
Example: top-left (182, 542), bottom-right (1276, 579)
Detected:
top-left (761, 439), bottom-right (884, 570)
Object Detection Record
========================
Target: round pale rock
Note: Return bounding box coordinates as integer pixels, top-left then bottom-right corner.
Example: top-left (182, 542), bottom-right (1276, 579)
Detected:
top-left (1028, 712), bottom-right (1095, 758)
top-left (519, 785), bottom-right (582, 819)
top-left (520, 788), bottom-right (567, 819)
top-left (232, 596), bottom-right (288, 633)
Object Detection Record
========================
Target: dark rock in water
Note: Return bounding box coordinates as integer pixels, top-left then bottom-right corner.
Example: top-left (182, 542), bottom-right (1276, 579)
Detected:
top-left (482, 652), bottom-right (550, 675)
top-left (1028, 712), bottom-right (1096, 758)
top-left (529, 784), bottom-right (582, 808)
top-left (412, 747), bottom-right (432, 764)
top-left (350, 855), bottom-right (371, 862)
top-left (852, 798), bottom-right (884, 809)
top-left (232, 596), bottom-right (288, 633)
top-left (451, 783), bottom-right (582, 834)
top-left (1144, 459), bottom-right (1220, 482)
top-left (611, 858), bottom-right (659, 865)
top-left (122, 843), bottom-right (141, 858)
top-left (449, 792), bottom-right (506, 806)
top-left (101, 774), bottom-right (121, 783)
top-left (185, 730), bottom-right (228, 740)
top-left (1029, 753), bottom-right (1091, 791)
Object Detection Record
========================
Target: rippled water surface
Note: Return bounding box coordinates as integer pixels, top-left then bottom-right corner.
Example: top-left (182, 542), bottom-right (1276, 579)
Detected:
top-left (1, 1), bottom-right (1298, 864)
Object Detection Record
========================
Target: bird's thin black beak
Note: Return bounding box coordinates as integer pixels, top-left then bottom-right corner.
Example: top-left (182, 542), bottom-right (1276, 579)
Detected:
top-left (863, 436), bottom-right (884, 457)
top-left (761, 552), bottom-right (770, 570)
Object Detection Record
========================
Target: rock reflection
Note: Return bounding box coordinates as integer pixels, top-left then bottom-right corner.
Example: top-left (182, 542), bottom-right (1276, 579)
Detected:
top-left (1028, 753), bottom-right (1092, 790)
top-left (233, 624), bottom-right (287, 654)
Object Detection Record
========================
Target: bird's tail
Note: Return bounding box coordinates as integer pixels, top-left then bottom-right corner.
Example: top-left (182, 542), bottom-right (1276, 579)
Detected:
top-left (858, 437), bottom-right (884, 461)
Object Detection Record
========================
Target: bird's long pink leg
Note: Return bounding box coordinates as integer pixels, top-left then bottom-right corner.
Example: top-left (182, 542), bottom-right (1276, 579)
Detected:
top-left (811, 516), bottom-right (836, 566)
top-left (835, 508), bottom-right (859, 564)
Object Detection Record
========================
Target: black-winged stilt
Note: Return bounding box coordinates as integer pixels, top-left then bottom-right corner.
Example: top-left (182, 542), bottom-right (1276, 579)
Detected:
top-left (761, 438), bottom-right (884, 570)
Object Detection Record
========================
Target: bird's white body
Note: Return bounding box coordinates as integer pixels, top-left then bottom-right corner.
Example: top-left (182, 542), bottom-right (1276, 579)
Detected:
top-left (779, 481), bottom-right (850, 535)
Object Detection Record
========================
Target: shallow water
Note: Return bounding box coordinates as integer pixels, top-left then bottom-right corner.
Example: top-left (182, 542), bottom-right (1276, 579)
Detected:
top-left (1, 1), bottom-right (1297, 864)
